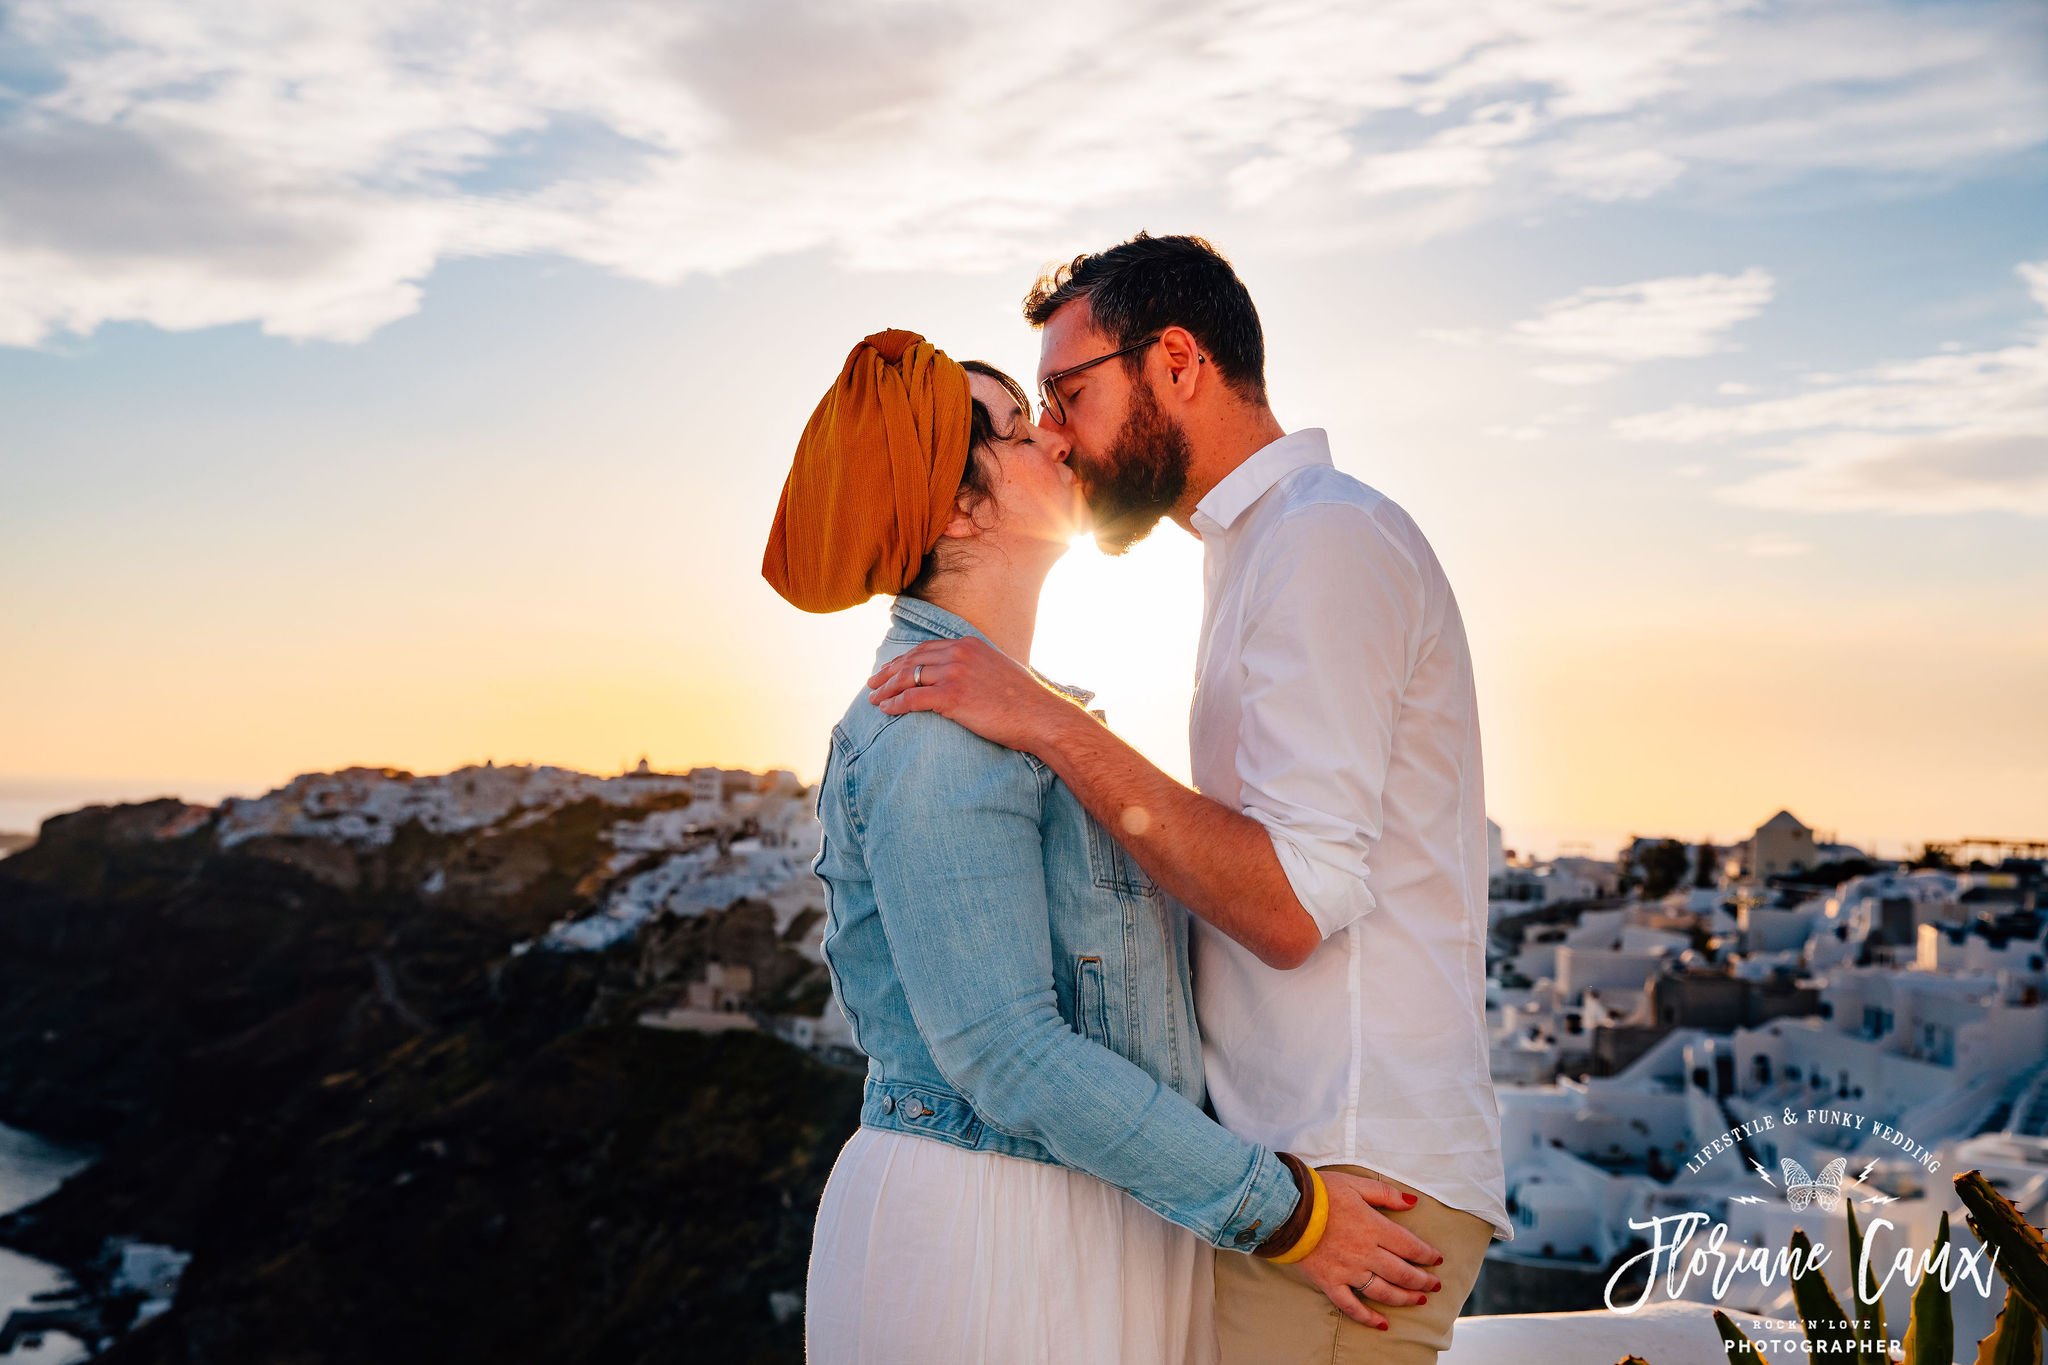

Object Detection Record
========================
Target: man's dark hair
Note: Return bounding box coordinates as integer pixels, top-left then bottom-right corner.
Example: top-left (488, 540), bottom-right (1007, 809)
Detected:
top-left (1023, 232), bottom-right (1266, 403)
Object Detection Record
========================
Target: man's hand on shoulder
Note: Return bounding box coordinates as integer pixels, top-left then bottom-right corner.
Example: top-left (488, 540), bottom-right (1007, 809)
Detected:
top-left (873, 636), bottom-right (1323, 971)
top-left (867, 638), bottom-right (1086, 755)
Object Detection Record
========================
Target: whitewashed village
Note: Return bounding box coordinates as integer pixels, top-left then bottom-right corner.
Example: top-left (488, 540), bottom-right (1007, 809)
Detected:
top-left (1473, 810), bottom-right (2047, 1356)
top-left (206, 759), bottom-right (860, 1058)
top-left (252, 765), bottom-right (2040, 1352)
top-left (9, 768), bottom-right (2043, 1360)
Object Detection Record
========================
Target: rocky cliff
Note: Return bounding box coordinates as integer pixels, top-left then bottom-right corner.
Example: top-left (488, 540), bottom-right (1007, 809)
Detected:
top-left (0, 776), bottom-right (861, 1364)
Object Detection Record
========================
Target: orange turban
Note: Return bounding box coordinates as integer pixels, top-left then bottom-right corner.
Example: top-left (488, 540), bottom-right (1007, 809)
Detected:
top-left (762, 329), bottom-right (973, 613)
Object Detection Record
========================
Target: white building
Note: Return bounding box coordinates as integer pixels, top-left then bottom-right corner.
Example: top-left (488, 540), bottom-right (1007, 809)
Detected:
top-left (1917, 915), bottom-right (2048, 981)
top-left (1739, 898), bottom-right (1822, 953)
top-left (1491, 874), bottom-right (2047, 1348)
top-left (217, 762), bottom-right (705, 849)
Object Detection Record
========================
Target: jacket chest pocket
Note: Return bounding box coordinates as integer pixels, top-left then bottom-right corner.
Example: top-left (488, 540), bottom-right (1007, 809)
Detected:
top-left (1076, 955), bottom-right (1110, 1044)
top-left (1085, 817), bottom-right (1157, 898)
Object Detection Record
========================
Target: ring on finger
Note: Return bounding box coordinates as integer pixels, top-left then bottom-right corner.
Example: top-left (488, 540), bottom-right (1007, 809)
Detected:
top-left (913, 664), bottom-right (924, 687)
top-left (1359, 1270), bottom-right (1379, 1297)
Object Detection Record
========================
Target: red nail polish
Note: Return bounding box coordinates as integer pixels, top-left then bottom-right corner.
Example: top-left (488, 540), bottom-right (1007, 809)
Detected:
top-left (1377, 1322), bottom-right (1389, 1331)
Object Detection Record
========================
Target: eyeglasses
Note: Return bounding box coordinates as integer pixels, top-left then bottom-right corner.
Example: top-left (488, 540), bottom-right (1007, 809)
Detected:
top-left (1037, 334), bottom-right (1163, 426)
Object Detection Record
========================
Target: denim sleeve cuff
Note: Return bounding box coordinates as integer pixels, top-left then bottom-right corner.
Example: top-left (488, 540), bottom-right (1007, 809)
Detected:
top-left (1218, 1149), bottom-right (1307, 1254)
top-left (1259, 820), bottom-right (1377, 940)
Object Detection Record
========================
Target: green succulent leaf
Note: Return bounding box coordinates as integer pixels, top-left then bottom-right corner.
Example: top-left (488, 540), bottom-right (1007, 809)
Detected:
top-left (1958, 1170), bottom-right (2048, 1328)
top-left (1792, 1225), bottom-right (1861, 1355)
top-left (1717, 1308), bottom-right (1758, 1358)
top-left (1903, 1212), bottom-right (1956, 1365)
top-left (1972, 1285), bottom-right (2043, 1365)
top-left (1849, 1197), bottom-right (1889, 1354)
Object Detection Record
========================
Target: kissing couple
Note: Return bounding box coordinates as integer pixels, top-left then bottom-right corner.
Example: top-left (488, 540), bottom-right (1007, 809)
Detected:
top-left (764, 233), bottom-right (1508, 1364)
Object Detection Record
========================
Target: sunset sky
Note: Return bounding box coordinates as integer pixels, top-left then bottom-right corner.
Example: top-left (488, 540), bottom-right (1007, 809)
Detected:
top-left (3, 0), bottom-right (2045, 857)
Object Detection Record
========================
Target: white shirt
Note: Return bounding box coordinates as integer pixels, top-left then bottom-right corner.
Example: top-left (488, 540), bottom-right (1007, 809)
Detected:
top-left (1188, 428), bottom-right (1509, 1239)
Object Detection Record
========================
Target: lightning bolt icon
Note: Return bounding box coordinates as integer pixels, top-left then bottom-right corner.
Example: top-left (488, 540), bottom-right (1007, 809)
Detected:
top-left (1862, 1194), bottom-right (1897, 1207)
top-left (1857, 1160), bottom-right (1879, 1184)
top-left (1750, 1159), bottom-right (1775, 1186)
top-left (1731, 1195), bottom-right (1768, 1205)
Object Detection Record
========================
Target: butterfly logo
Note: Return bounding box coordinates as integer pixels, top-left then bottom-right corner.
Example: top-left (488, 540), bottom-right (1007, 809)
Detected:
top-left (1781, 1157), bottom-right (1847, 1213)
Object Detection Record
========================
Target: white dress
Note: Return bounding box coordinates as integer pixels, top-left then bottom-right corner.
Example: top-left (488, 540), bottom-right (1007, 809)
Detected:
top-left (806, 1128), bottom-right (1218, 1365)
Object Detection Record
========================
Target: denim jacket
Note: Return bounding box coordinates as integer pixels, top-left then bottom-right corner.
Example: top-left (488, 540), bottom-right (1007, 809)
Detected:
top-left (813, 596), bottom-right (1300, 1252)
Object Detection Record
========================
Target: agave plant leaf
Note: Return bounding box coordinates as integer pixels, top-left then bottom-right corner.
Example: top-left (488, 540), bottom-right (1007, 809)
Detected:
top-left (1792, 1225), bottom-right (1861, 1355)
top-left (1972, 1285), bottom-right (2043, 1365)
top-left (1615, 1357), bottom-right (1654, 1365)
top-left (1716, 1309), bottom-right (1757, 1357)
top-left (1958, 1170), bottom-right (2048, 1327)
top-left (1903, 1212), bottom-right (1956, 1365)
top-left (1850, 1197), bottom-right (1889, 1354)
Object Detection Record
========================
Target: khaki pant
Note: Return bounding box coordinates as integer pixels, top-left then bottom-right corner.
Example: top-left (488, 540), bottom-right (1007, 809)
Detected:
top-left (1214, 1166), bottom-right (1493, 1365)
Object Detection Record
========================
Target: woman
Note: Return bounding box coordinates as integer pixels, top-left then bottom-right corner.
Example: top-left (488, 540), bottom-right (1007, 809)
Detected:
top-left (762, 332), bottom-right (1421, 1364)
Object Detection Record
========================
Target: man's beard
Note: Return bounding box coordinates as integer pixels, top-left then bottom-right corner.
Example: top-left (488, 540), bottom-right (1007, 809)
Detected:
top-left (1073, 383), bottom-right (1192, 555)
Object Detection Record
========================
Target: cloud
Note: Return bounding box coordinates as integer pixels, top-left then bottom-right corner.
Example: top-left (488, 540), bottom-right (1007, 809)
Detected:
top-left (0, 0), bottom-right (2042, 345)
top-left (1722, 533), bottom-right (1814, 558)
top-left (1432, 267), bottom-right (1774, 383)
top-left (1709, 431), bottom-right (2048, 517)
top-left (1615, 261), bottom-right (2048, 516)
top-left (1531, 362), bottom-right (1623, 386)
top-left (1485, 403), bottom-right (1590, 440)
top-left (1513, 268), bottom-right (1775, 363)
top-left (1658, 4), bottom-right (2048, 187)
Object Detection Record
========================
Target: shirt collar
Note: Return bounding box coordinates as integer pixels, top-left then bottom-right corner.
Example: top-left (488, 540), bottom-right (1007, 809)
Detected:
top-left (1191, 428), bottom-right (1332, 538)
top-left (887, 596), bottom-right (1096, 708)
top-left (889, 594), bottom-right (985, 644)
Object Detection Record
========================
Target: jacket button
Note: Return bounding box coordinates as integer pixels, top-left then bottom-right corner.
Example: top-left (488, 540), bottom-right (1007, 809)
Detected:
top-left (1233, 1228), bottom-right (1257, 1246)
top-left (882, 1096), bottom-right (896, 1114)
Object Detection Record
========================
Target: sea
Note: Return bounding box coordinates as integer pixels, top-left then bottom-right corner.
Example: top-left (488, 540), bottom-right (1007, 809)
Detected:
top-left (1, 779), bottom-right (239, 1359)
top-left (0, 778), bottom-right (258, 842)
top-left (0, 1124), bottom-right (91, 1363)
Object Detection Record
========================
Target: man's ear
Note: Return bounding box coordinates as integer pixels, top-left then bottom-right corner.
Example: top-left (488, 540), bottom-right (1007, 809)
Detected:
top-left (1160, 325), bottom-right (1203, 403)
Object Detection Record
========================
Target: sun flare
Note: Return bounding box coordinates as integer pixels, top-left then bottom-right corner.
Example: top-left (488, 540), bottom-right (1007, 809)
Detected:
top-left (1032, 528), bottom-right (1207, 784)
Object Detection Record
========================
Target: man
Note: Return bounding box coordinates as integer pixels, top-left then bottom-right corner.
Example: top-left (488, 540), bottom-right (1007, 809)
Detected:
top-left (867, 232), bottom-right (1508, 1363)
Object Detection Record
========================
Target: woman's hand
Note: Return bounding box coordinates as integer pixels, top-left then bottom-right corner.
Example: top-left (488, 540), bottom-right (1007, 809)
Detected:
top-left (1296, 1172), bottom-right (1444, 1330)
top-left (866, 637), bottom-right (1085, 754)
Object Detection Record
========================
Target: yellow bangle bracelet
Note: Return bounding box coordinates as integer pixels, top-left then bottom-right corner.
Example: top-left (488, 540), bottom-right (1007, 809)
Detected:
top-left (1267, 1166), bottom-right (1330, 1265)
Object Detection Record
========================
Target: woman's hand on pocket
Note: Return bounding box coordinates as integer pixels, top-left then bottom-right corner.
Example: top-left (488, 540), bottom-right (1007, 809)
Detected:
top-left (1297, 1171), bottom-right (1444, 1329)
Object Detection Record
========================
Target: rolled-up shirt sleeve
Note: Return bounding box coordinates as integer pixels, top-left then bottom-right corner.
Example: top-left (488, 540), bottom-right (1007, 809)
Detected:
top-left (1234, 500), bottom-right (1426, 941)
